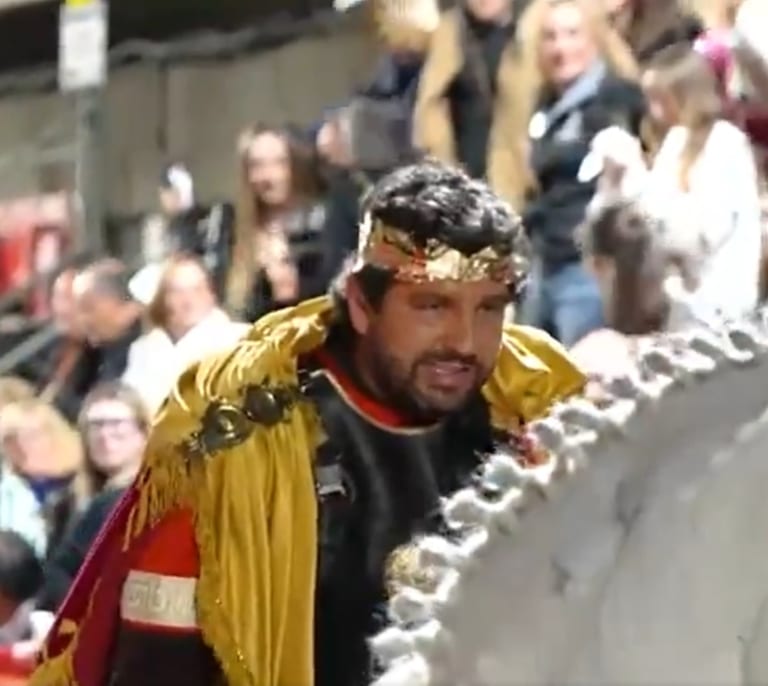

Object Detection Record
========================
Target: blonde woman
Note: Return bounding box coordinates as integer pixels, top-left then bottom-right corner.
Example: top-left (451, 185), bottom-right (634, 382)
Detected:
top-left (0, 400), bottom-right (83, 558)
top-left (226, 124), bottom-right (327, 321)
top-left (514, 0), bottom-right (645, 346)
top-left (123, 255), bottom-right (249, 414)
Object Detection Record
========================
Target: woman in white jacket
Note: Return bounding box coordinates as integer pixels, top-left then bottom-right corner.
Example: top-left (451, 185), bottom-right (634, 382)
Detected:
top-left (122, 255), bottom-right (249, 415)
top-left (586, 43), bottom-right (762, 327)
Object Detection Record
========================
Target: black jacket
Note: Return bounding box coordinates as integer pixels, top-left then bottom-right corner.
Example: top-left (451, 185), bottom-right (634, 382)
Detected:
top-left (38, 488), bottom-right (126, 611)
top-left (448, 8), bottom-right (519, 179)
top-left (524, 68), bottom-right (646, 270)
top-left (93, 318), bottom-right (142, 383)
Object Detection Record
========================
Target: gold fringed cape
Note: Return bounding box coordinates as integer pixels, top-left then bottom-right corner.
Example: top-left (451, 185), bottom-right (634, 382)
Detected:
top-left (30, 296), bottom-right (585, 686)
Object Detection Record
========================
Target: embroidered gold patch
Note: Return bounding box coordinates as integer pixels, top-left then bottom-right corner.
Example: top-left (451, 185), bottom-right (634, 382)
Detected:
top-left (121, 570), bottom-right (198, 630)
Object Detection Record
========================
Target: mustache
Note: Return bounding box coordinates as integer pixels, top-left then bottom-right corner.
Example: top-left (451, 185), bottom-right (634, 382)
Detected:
top-left (416, 352), bottom-right (480, 368)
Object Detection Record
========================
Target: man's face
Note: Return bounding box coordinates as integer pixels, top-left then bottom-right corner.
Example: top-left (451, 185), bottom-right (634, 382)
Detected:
top-left (75, 287), bottom-right (118, 346)
top-left (350, 278), bottom-right (509, 420)
top-left (50, 271), bottom-right (81, 338)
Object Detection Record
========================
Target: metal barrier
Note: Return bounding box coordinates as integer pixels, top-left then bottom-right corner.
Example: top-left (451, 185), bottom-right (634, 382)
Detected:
top-left (0, 323), bottom-right (57, 377)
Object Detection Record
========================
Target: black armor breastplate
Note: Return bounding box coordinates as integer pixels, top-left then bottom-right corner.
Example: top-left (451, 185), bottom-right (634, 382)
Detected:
top-left (301, 361), bottom-right (494, 686)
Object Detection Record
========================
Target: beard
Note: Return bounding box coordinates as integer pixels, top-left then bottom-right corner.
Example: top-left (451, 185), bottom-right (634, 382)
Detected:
top-left (364, 338), bottom-right (489, 423)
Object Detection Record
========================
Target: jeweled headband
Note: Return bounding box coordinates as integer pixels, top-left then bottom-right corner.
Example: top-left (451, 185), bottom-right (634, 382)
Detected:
top-left (353, 213), bottom-right (522, 284)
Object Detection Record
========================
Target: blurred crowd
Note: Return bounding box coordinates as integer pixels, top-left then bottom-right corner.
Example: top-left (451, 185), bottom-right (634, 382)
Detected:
top-left (0, 0), bottom-right (767, 679)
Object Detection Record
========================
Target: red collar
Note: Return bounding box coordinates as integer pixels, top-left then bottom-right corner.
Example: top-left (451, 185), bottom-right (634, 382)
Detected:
top-left (312, 347), bottom-right (433, 431)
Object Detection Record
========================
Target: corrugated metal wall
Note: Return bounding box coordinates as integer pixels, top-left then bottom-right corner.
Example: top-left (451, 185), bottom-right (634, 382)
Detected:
top-left (0, 21), bottom-right (377, 214)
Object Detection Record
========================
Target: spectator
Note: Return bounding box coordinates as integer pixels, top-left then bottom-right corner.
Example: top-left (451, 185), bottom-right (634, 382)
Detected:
top-left (317, 103), bottom-right (422, 282)
top-left (0, 400), bottom-right (83, 558)
top-left (605, 0), bottom-right (703, 64)
top-left (359, 53), bottom-right (424, 118)
top-left (628, 45), bottom-right (760, 323)
top-left (148, 163), bottom-right (234, 299)
top-left (361, 0), bottom-right (438, 118)
top-left (580, 198), bottom-right (671, 334)
top-left (413, 0), bottom-right (532, 205)
top-left (227, 125), bottom-right (327, 321)
top-left (646, 44), bottom-right (761, 321)
top-left (317, 110), bottom-right (368, 283)
top-left (72, 259), bottom-right (143, 385)
top-left (516, 0), bottom-right (645, 346)
top-left (26, 223), bottom-right (70, 322)
top-left (38, 382), bottom-right (148, 611)
top-left (123, 256), bottom-right (249, 414)
top-left (0, 531), bottom-right (42, 646)
top-left (75, 382), bottom-right (146, 501)
top-left (34, 267), bottom-right (98, 422)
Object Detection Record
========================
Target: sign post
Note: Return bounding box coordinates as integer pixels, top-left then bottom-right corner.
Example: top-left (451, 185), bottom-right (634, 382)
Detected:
top-left (58, 0), bottom-right (108, 254)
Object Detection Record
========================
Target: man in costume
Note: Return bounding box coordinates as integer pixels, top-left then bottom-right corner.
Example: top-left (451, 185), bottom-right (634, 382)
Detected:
top-left (31, 160), bottom-right (585, 686)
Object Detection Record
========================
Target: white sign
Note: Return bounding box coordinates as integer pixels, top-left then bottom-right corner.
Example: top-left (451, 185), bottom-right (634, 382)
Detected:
top-left (58, 1), bottom-right (108, 92)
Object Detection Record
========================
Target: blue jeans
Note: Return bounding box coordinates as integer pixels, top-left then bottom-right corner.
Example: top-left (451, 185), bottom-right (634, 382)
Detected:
top-left (520, 260), bottom-right (604, 346)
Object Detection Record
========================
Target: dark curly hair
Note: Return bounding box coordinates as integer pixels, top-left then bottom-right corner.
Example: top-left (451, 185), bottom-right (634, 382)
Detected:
top-left (332, 159), bottom-right (530, 311)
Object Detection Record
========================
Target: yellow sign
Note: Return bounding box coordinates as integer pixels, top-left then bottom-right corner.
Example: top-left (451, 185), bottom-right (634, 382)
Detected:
top-left (66, 0), bottom-right (96, 6)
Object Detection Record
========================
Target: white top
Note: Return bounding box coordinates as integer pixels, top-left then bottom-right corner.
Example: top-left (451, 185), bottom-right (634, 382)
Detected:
top-left (646, 120), bottom-right (762, 323)
top-left (586, 120), bottom-right (762, 326)
top-left (122, 308), bottom-right (250, 415)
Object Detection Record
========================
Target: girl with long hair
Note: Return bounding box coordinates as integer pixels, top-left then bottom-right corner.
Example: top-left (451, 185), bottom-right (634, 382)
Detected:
top-left (645, 45), bottom-right (761, 320)
top-left (589, 44), bottom-right (762, 324)
top-left (226, 124), bottom-right (327, 321)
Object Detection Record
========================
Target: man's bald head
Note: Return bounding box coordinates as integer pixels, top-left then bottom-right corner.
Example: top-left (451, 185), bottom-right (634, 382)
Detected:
top-left (73, 258), bottom-right (140, 345)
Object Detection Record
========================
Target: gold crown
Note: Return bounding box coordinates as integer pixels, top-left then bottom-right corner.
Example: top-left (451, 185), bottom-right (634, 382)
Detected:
top-left (353, 215), bottom-right (520, 284)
